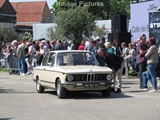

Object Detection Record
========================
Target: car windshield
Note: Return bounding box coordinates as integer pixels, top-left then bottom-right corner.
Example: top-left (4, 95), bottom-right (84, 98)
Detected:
top-left (56, 52), bottom-right (99, 66)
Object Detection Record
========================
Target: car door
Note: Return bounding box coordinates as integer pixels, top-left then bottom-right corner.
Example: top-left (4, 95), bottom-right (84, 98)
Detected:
top-left (39, 53), bottom-right (50, 87)
top-left (45, 52), bottom-right (57, 89)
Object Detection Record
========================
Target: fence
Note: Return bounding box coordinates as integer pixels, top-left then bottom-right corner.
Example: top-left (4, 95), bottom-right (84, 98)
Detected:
top-left (0, 53), bottom-right (20, 74)
top-left (0, 52), bottom-right (131, 77)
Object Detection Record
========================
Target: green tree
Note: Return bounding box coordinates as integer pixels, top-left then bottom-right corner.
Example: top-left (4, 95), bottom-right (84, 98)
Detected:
top-left (18, 32), bottom-right (33, 41)
top-left (0, 25), bottom-right (17, 42)
top-left (53, 0), bottom-right (130, 19)
top-left (55, 6), bottom-right (96, 42)
top-left (47, 26), bottom-right (64, 40)
top-left (109, 0), bottom-right (130, 18)
top-left (92, 25), bottom-right (107, 38)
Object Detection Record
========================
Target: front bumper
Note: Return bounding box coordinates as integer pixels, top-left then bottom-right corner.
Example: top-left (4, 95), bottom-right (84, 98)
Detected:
top-left (62, 81), bottom-right (113, 91)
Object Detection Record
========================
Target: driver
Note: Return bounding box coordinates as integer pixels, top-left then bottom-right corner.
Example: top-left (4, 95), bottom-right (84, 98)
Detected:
top-left (57, 55), bottom-right (64, 65)
top-left (78, 54), bottom-right (86, 65)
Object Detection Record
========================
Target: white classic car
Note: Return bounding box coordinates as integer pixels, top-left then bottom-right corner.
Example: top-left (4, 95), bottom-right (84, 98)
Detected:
top-left (33, 50), bottom-right (113, 98)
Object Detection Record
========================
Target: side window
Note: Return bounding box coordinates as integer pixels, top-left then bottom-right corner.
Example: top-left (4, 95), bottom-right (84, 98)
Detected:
top-left (42, 53), bottom-right (49, 66)
top-left (47, 52), bottom-right (55, 66)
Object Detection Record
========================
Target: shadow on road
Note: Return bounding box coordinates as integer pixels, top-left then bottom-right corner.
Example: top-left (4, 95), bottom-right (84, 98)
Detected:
top-left (122, 82), bottom-right (139, 85)
top-left (44, 90), bottom-right (133, 100)
top-left (0, 118), bottom-right (12, 120)
top-left (0, 88), bottom-right (14, 94)
top-left (121, 86), bottom-right (130, 89)
top-left (0, 88), bottom-right (35, 94)
top-left (127, 90), bottom-right (149, 93)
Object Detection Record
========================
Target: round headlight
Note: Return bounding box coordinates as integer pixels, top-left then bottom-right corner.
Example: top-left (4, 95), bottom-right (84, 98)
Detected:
top-left (106, 74), bottom-right (112, 80)
top-left (67, 75), bottom-right (74, 81)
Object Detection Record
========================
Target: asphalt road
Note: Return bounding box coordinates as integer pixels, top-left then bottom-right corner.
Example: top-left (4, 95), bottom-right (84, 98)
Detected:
top-left (0, 73), bottom-right (160, 120)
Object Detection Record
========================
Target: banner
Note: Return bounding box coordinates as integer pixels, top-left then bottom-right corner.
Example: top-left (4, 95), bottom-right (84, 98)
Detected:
top-left (130, 0), bottom-right (160, 42)
top-left (149, 11), bottom-right (160, 46)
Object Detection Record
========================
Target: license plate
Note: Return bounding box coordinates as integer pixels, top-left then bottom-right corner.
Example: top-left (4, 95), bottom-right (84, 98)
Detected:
top-left (84, 83), bottom-right (99, 87)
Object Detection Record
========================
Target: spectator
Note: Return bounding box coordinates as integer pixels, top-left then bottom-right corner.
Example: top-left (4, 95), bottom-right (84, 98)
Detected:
top-left (85, 39), bottom-right (89, 47)
top-left (125, 43), bottom-right (136, 60)
top-left (27, 41), bottom-right (36, 55)
top-left (34, 39), bottom-right (41, 51)
top-left (104, 42), bottom-right (115, 54)
top-left (47, 40), bottom-right (51, 52)
top-left (17, 39), bottom-right (27, 76)
top-left (100, 36), bottom-right (105, 43)
top-left (142, 37), bottom-right (159, 92)
top-left (70, 40), bottom-right (77, 50)
top-left (136, 34), bottom-right (148, 89)
top-left (67, 41), bottom-right (72, 50)
top-left (55, 40), bottom-right (65, 50)
top-left (25, 41), bottom-right (36, 74)
top-left (84, 38), bottom-right (98, 57)
top-left (2, 44), bottom-right (12, 69)
top-left (11, 40), bottom-right (17, 54)
top-left (121, 42), bottom-right (129, 58)
top-left (112, 40), bottom-right (121, 56)
top-left (63, 41), bottom-right (69, 50)
top-left (2, 44), bottom-right (12, 55)
top-left (95, 38), bottom-right (105, 66)
top-left (78, 40), bottom-right (85, 50)
top-left (98, 40), bottom-right (105, 49)
top-left (38, 42), bottom-right (46, 55)
top-left (9, 40), bottom-right (19, 75)
top-left (97, 48), bottom-right (123, 93)
top-left (36, 42), bottom-right (46, 66)
top-left (50, 40), bottom-right (56, 51)
top-left (95, 38), bottom-right (100, 47)
top-left (131, 42), bottom-right (138, 73)
top-left (41, 40), bottom-right (49, 52)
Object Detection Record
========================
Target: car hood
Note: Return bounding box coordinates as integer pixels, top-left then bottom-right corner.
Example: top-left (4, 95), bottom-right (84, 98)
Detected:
top-left (55, 66), bottom-right (112, 74)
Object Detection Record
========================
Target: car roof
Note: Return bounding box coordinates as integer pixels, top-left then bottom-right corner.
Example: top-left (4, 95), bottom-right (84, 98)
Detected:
top-left (49, 50), bottom-right (90, 53)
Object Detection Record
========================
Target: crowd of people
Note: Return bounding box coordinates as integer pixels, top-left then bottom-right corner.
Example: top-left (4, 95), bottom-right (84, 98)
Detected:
top-left (0, 35), bottom-right (160, 93)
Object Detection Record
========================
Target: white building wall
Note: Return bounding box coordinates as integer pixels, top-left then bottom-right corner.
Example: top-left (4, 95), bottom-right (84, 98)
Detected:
top-left (130, 0), bottom-right (160, 42)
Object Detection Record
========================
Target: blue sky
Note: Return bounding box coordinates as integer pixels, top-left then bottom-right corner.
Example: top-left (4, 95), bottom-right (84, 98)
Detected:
top-left (9, 0), bottom-right (56, 8)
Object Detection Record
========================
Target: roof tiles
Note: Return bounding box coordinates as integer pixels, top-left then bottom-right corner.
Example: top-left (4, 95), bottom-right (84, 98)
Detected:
top-left (11, 1), bottom-right (47, 22)
top-left (0, 0), bottom-right (6, 7)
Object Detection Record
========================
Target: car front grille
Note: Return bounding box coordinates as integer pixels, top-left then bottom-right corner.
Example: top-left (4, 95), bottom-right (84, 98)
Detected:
top-left (72, 74), bottom-right (106, 81)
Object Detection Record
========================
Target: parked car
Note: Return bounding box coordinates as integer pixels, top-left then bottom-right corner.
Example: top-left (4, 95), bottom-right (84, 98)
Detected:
top-left (33, 50), bottom-right (113, 98)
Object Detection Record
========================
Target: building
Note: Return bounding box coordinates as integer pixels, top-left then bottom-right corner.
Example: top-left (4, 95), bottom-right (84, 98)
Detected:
top-left (0, 0), bottom-right (16, 28)
top-left (11, 1), bottom-right (52, 32)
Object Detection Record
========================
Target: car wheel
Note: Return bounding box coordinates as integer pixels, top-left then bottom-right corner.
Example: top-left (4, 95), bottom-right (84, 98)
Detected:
top-left (56, 79), bottom-right (66, 98)
top-left (36, 77), bottom-right (44, 93)
top-left (101, 86), bottom-right (111, 97)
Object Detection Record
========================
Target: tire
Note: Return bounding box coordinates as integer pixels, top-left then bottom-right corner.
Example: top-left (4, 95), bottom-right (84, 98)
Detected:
top-left (36, 77), bottom-right (44, 93)
top-left (56, 79), bottom-right (66, 98)
top-left (101, 86), bottom-right (111, 97)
